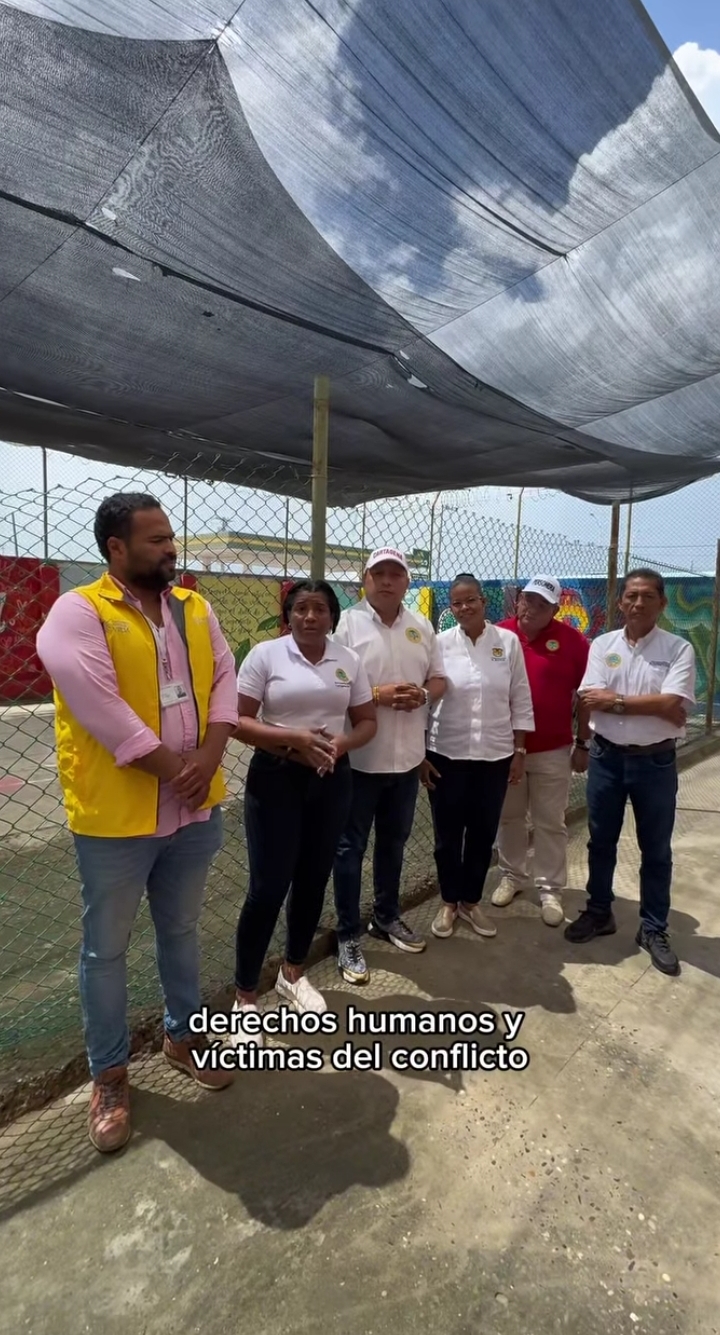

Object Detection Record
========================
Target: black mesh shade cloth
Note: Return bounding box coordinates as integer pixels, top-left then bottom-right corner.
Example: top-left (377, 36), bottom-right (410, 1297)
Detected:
top-left (1, 0), bottom-right (719, 504)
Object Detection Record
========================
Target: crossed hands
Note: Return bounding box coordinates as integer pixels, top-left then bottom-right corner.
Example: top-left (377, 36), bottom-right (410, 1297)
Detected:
top-left (171, 748), bottom-right (217, 811)
top-left (580, 688), bottom-right (686, 729)
top-left (376, 682), bottom-right (427, 711)
top-left (287, 728), bottom-right (348, 776)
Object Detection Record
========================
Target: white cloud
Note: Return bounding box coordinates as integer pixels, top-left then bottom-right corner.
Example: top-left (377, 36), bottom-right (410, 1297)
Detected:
top-left (673, 42), bottom-right (720, 129)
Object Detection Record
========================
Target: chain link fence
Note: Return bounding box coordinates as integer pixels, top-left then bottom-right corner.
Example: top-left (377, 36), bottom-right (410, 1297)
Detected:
top-left (0, 445), bottom-right (718, 1117)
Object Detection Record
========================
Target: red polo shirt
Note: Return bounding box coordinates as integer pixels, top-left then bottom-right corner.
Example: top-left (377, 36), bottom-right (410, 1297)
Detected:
top-left (498, 616), bottom-right (589, 754)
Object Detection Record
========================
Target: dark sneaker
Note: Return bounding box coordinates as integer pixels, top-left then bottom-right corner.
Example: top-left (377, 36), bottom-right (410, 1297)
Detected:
top-left (369, 916), bottom-right (426, 953)
top-left (337, 937), bottom-right (370, 984)
top-left (88, 1065), bottom-right (131, 1153)
top-left (636, 925), bottom-right (680, 976)
top-left (564, 908), bottom-right (617, 943)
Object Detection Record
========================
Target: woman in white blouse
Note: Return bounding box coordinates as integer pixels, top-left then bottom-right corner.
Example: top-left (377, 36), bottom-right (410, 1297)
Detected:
top-left (232, 580), bottom-right (376, 1025)
top-left (422, 574), bottom-right (534, 941)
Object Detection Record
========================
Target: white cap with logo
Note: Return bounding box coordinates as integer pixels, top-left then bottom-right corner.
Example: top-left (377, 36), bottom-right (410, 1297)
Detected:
top-left (364, 547), bottom-right (410, 574)
top-left (522, 575), bottom-right (561, 605)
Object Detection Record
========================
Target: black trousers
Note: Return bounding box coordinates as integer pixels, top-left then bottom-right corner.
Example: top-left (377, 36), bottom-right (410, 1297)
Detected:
top-left (427, 750), bottom-right (512, 905)
top-left (236, 750), bottom-right (353, 991)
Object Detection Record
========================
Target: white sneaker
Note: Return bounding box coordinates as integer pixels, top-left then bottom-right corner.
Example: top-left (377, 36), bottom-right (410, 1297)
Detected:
top-left (491, 879), bottom-right (521, 907)
top-left (541, 894), bottom-right (564, 928)
top-left (227, 1000), bottom-right (265, 1049)
top-left (275, 968), bottom-right (327, 1014)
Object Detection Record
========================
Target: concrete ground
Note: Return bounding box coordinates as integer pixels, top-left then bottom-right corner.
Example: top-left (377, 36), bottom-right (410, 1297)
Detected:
top-left (1, 756), bottom-right (719, 1335)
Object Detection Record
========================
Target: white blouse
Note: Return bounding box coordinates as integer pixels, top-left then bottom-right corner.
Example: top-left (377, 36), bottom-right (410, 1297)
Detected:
top-left (428, 623), bottom-right (534, 761)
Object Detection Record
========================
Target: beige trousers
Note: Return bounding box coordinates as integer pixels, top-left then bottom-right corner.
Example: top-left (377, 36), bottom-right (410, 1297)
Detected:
top-left (496, 746), bottom-right (573, 894)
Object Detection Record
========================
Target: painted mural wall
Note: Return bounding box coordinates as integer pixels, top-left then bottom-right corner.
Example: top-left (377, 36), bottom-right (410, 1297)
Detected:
top-left (411, 577), bottom-right (717, 708)
top-left (2, 566), bottom-right (715, 709)
top-left (196, 574), bottom-right (362, 668)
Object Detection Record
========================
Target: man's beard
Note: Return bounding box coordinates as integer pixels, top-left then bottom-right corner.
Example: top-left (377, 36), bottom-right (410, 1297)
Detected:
top-left (130, 565), bottom-right (176, 591)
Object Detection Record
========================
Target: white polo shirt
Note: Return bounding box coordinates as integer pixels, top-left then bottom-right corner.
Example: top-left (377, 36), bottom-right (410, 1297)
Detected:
top-left (237, 635), bottom-right (372, 736)
top-left (333, 598), bottom-right (444, 773)
top-left (580, 625), bottom-right (696, 745)
top-left (428, 623), bottom-right (535, 761)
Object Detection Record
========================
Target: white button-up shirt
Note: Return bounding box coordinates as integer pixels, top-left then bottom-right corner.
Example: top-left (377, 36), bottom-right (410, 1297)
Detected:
top-left (428, 623), bottom-right (535, 761)
top-left (237, 635), bottom-right (372, 736)
top-left (333, 598), bottom-right (444, 773)
top-left (580, 625), bottom-right (696, 745)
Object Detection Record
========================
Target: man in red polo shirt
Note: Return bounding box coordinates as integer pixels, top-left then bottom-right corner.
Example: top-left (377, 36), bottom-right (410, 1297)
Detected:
top-left (493, 576), bottom-right (590, 927)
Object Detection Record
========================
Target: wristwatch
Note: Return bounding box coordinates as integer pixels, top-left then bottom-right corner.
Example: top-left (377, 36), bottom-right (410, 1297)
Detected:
top-left (420, 687), bottom-right (430, 706)
top-left (574, 738), bottom-right (590, 751)
top-left (611, 695), bottom-right (626, 714)
top-left (514, 746), bottom-right (527, 755)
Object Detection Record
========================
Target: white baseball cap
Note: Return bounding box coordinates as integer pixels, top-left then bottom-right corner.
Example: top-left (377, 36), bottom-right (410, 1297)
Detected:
top-left (522, 575), bottom-right (561, 605)
top-left (365, 546), bottom-right (410, 574)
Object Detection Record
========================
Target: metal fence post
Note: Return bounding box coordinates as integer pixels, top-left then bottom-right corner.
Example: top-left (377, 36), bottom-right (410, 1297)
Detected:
top-left (311, 375), bottom-right (329, 580)
top-left (605, 502), bottom-right (620, 631)
top-left (41, 447), bottom-right (49, 562)
top-left (359, 502), bottom-right (367, 580)
top-left (428, 492), bottom-right (440, 580)
top-left (513, 487), bottom-right (525, 581)
top-left (623, 496), bottom-right (633, 574)
top-left (283, 496), bottom-right (290, 577)
top-left (182, 475), bottom-right (189, 573)
top-left (705, 538), bottom-right (720, 734)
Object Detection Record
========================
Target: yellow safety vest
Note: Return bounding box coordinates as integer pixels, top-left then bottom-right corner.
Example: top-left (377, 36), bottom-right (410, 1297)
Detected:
top-left (53, 573), bottom-right (227, 837)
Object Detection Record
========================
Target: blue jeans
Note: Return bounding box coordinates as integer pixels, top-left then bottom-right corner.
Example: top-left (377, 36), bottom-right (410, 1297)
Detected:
top-left (333, 767), bottom-right (420, 940)
top-left (74, 807), bottom-right (223, 1077)
top-left (586, 738), bottom-right (678, 932)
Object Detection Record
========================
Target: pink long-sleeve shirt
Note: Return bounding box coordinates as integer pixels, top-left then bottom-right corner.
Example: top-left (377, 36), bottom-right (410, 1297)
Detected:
top-left (36, 581), bottom-right (239, 837)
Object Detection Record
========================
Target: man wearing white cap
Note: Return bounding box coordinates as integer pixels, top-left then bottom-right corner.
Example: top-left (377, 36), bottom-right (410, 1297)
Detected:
top-left (332, 548), bottom-right (446, 982)
top-left (493, 576), bottom-right (590, 925)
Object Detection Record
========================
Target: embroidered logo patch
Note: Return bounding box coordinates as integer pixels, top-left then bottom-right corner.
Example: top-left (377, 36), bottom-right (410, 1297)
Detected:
top-left (605, 652), bottom-right (622, 668)
top-left (335, 668), bottom-right (350, 682)
top-left (546, 639), bottom-right (560, 652)
top-left (491, 646), bottom-right (505, 660)
top-left (106, 620), bottom-right (130, 633)
top-left (405, 627), bottom-right (422, 643)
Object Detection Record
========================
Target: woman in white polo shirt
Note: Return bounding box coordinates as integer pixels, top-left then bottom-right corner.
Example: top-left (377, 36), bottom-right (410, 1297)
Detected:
top-left (422, 574), bottom-right (535, 940)
top-left (232, 580), bottom-right (376, 1023)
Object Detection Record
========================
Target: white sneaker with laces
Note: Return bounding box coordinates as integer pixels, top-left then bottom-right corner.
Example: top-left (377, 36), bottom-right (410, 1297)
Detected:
top-left (540, 893), bottom-right (564, 927)
top-left (491, 879), bottom-right (521, 907)
top-left (228, 1000), bottom-right (265, 1049)
top-left (275, 968), bottom-right (327, 1014)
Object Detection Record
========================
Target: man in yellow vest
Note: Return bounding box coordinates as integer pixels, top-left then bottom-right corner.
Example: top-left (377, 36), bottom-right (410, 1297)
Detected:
top-left (36, 493), bottom-right (239, 1152)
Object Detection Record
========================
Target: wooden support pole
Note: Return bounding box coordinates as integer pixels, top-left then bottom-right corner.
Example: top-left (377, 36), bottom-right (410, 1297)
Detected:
top-left (311, 376), bottom-right (329, 580)
top-left (605, 502), bottom-right (621, 632)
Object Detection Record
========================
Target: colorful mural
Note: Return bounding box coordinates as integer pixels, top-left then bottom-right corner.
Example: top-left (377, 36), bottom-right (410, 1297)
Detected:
top-left (405, 576), bottom-right (718, 711)
top-left (196, 573), bottom-right (282, 669)
top-left (198, 575), bottom-right (365, 666)
top-left (32, 567), bottom-right (720, 710)
top-left (659, 577), bottom-right (715, 705)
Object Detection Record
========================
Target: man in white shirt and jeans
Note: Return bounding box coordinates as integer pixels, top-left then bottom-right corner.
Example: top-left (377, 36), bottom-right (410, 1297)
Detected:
top-left (332, 548), bottom-right (446, 983)
top-left (565, 569), bottom-right (696, 976)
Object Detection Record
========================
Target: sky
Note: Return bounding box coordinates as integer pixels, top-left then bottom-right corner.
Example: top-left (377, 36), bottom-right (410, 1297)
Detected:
top-left (1, 0), bottom-right (719, 575)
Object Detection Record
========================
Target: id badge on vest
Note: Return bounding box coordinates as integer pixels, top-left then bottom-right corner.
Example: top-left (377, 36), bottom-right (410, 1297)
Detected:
top-left (160, 680), bottom-right (190, 708)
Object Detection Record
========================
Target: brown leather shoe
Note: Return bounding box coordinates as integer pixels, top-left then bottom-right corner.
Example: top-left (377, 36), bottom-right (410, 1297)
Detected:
top-left (88, 1065), bottom-right (131, 1153)
top-left (163, 1033), bottom-right (234, 1090)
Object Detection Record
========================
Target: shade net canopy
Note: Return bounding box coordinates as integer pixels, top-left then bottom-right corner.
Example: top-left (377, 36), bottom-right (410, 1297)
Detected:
top-left (1, 0), bottom-right (719, 505)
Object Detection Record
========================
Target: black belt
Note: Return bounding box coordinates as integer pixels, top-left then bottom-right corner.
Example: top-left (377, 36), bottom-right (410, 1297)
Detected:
top-left (594, 735), bottom-right (676, 756)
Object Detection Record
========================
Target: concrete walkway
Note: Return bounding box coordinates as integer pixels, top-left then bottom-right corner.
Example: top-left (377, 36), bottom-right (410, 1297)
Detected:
top-left (1, 756), bottom-right (719, 1335)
